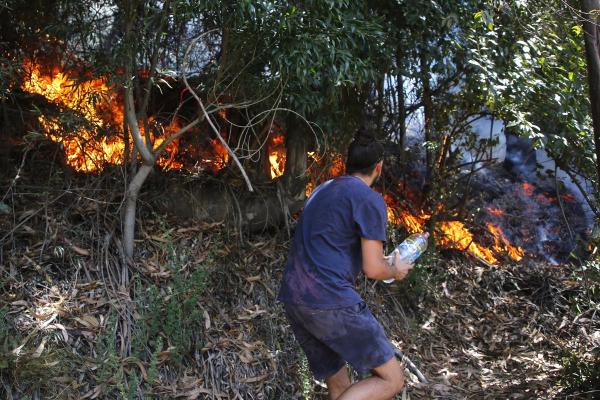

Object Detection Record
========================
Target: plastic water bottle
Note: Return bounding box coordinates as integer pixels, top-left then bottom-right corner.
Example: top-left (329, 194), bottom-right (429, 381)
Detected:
top-left (383, 232), bottom-right (429, 283)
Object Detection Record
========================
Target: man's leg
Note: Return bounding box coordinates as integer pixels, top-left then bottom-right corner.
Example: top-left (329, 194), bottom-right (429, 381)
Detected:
top-left (337, 356), bottom-right (404, 400)
top-left (325, 365), bottom-right (351, 400)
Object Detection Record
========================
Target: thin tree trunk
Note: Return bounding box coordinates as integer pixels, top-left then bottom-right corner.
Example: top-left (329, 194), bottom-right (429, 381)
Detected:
top-left (581, 0), bottom-right (600, 189)
top-left (420, 49), bottom-right (433, 177)
top-left (397, 47), bottom-right (407, 154)
top-left (283, 117), bottom-right (309, 200)
top-left (123, 164), bottom-right (153, 260)
top-left (376, 76), bottom-right (385, 135)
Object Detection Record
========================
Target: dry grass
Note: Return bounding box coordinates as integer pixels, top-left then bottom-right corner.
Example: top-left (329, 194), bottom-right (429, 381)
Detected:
top-left (1, 164), bottom-right (598, 399)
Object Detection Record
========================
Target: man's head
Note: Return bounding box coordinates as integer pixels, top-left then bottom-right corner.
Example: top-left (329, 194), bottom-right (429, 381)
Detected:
top-left (346, 127), bottom-right (384, 183)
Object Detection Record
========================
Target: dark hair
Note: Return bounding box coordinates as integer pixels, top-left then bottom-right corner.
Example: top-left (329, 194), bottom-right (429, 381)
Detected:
top-left (346, 127), bottom-right (384, 175)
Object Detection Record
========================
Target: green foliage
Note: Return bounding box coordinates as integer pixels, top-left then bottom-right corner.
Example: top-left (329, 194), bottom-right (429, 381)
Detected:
top-left (126, 369), bottom-right (140, 400)
top-left (298, 352), bottom-right (314, 398)
top-left (570, 259), bottom-right (600, 310)
top-left (560, 350), bottom-right (600, 394)
top-left (388, 248), bottom-right (443, 309)
top-left (95, 313), bottom-right (126, 395)
top-left (131, 235), bottom-right (212, 370)
top-left (464, 1), bottom-right (594, 182)
top-left (144, 336), bottom-right (162, 395)
top-left (558, 259), bottom-right (600, 394)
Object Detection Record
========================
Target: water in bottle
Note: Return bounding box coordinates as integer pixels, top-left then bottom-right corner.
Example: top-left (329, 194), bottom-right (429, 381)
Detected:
top-left (384, 232), bottom-right (429, 283)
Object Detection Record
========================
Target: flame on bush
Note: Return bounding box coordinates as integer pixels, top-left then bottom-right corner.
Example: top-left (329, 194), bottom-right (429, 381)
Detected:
top-left (21, 60), bottom-right (230, 173)
top-left (383, 192), bottom-right (524, 264)
top-left (22, 61), bottom-right (526, 264)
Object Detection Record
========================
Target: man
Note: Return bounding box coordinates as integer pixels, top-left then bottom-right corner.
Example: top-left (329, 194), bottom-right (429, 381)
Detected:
top-left (278, 129), bottom-right (413, 400)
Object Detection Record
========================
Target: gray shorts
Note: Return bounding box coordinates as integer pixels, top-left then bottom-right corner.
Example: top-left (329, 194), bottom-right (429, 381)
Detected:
top-left (283, 301), bottom-right (395, 380)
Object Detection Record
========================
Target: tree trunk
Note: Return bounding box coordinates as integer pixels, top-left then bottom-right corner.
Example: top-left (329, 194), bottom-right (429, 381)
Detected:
top-left (420, 49), bottom-right (434, 177)
top-left (283, 117), bottom-right (309, 200)
top-left (397, 73), bottom-right (407, 151)
top-left (123, 163), bottom-right (153, 260)
top-left (396, 46), bottom-right (407, 154)
top-left (581, 0), bottom-right (600, 189)
top-left (153, 181), bottom-right (305, 232)
top-left (376, 76), bottom-right (385, 134)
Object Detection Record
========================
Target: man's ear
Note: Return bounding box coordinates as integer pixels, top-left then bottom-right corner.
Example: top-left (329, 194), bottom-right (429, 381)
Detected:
top-left (375, 160), bottom-right (383, 174)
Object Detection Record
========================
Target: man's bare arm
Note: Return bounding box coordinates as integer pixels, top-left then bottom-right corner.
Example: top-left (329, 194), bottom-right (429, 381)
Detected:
top-left (361, 238), bottom-right (413, 281)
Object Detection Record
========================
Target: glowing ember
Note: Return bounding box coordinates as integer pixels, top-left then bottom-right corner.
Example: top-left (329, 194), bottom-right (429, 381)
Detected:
top-left (329, 154), bottom-right (345, 177)
top-left (535, 193), bottom-right (557, 203)
top-left (487, 207), bottom-right (504, 217)
top-left (521, 182), bottom-right (535, 196)
top-left (201, 139), bottom-right (230, 173)
top-left (305, 181), bottom-right (315, 198)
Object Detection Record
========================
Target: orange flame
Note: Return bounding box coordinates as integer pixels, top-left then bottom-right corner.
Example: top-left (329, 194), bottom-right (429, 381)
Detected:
top-left (201, 139), bottom-right (230, 173)
top-left (21, 60), bottom-right (230, 173)
top-left (22, 61), bottom-right (124, 172)
top-left (438, 220), bottom-right (498, 264)
top-left (521, 182), bottom-right (535, 196)
top-left (487, 207), bottom-right (504, 217)
top-left (329, 153), bottom-right (345, 177)
top-left (485, 223), bottom-right (525, 261)
top-left (268, 134), bottom-right (286, 179)
top-left (304, 151), bottom-right (345, 197)
top-left (384, 193), bottom-right (526, 264)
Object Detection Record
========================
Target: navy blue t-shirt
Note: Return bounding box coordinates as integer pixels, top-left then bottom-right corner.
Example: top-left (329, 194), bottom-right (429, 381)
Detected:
top-left (277, 175), bottom-right (388, 308)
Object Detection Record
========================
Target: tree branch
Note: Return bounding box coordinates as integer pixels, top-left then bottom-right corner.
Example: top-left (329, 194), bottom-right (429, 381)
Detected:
top-left (153, 116), bottom-right (202, 156)
top-left (124, 85), bottom-right (154, 164)
top-left (183, 31), bottom-right (254, 192)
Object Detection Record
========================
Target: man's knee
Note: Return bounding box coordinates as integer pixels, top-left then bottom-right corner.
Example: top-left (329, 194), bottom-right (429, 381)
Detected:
top-left (391, 367), bottom-right (405, 393)
top-left (373, 357), bottom-right (405, 394)
top-left (325, 365), bottom-right (351, 398)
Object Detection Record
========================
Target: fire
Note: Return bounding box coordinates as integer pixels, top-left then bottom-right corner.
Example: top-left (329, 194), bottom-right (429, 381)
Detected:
top-left (304, 151), bottom-right (346, 197)
top-left (329, 153), bottom-right (345, 177)
top-left (487, 207), bottom-right (504, 217)
top-left (438, 220), bottom-right (498, 264)
top-left (22, 61), bottom-right (125, 172)
top-left (22, 61), bottom-right (530, 265)
top-left (384, 192), bottom-right (527, 264)
top-left (521, 182), bottom-right (535, 196)
top-left (267, 134), bottom-right (286, 179)
top-left (485, 223), bottom-right (525, 261)
top-left (21, 60), bottom-right (230, 173)
top-left (201, 138), bottom-right (230, 173)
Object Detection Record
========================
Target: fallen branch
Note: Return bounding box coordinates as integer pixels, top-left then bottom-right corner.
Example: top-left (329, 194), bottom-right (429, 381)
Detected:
top-left (394, 347), bottom-right (428, 383)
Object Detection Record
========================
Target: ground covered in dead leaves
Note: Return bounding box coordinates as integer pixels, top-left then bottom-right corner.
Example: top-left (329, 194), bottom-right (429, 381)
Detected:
top-left (1, 182), bottom-right (599, 399)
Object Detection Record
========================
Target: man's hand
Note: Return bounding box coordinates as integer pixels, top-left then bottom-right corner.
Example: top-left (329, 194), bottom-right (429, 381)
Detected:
top-left (390, 251), bottom-right (414, 281)
top-left (361, 238), bottom-right (414, 281)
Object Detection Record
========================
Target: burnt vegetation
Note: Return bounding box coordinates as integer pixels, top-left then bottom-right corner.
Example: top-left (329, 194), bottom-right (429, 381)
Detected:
top-left (1, 0), bottom-right (600, 398)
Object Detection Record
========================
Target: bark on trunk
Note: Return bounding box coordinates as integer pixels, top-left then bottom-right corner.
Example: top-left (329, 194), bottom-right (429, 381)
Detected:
top-left (397, 72), bottom-right (407, 152)
top-left (581, 0), bottom-right (600, 188)
top-left (420, 49), bottom-right (434, 177)
top-left (397, 46), bottom-right (407, 150)
top-left (282, 117), bottom-right (309, 200)
top-left (123, 163), bottom-right (153, 260)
